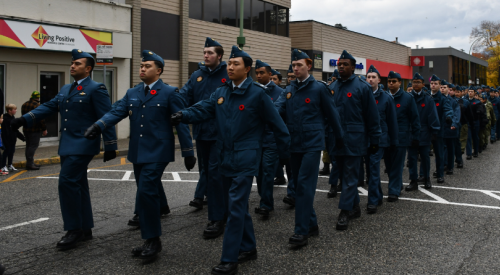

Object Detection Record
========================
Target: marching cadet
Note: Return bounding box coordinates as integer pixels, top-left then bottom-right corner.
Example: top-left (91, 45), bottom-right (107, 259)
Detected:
top-left (11, 49), bottom-right (118, 250)
top-left (441, 81), bottom-right (461, 175)
top-left (451, 85), bottom-right (471, 169)
top-left (459, 86), bottom-right (470, 155)
top-left (364, 66), bottom-right (398, 213)
top-left (171, 46), bottom-right (290, 275)
top-left (489, 90), bottom-right (499, 142)
top-left (465, 87), bottom-right (481, 159)
top-left (270, 69), bottom-right (283, 87)
top-left (275, 49), bottom-right (343, 243)
top-left (406, 82), bottom-right (413, 93)
top-left (480, 92), bottom-right (496, 151)
top-left (382, 71), bottom-right (418, 196)
top-left (286, 64), bottom-right (296, 85)
top-left (84, 50), bottom-right (196, 260)
top-left (320, 71), bottom-right (340, 177)
top-left (329, 50), bottom-right (380, 230)
top-left (179, 37), bottom-right (228, 239)
top-left (406, 73), bottom-right (435, 191)
top-left (254, 60), bottom-right (285, 217)
top-left (428, 75), bottom-right (453, 183)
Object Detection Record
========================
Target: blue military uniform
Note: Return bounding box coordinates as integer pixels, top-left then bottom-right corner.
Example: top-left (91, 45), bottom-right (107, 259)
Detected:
top-left (329, 50), bottom-right (380, 225)
top-left (179, 37), bottom-right (228, 224)
top-left (180, 46), bottom-right (290, 264)
top-left (407, 73), bottom-right (437, 188)
top-left (23, 49), bottom-right (117, 232)
top-left (428, 75), bottom-right (454, 180)
top-left (96, 50), bottom-right (194, 240)
top-left (275, 49), bottom-right (342, 238)
top-left (443, 81), bottom-right (461, 174)
top-left (254, 60), bottom-right (285, 213)
top-left (364, 66), bottom-right (399, 207)
top-left (488, 92), bottom-right (499, 141)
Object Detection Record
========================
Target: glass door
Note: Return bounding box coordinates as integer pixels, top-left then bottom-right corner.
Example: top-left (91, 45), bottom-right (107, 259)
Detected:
top-left (40, 72), bottom-right (61, 140)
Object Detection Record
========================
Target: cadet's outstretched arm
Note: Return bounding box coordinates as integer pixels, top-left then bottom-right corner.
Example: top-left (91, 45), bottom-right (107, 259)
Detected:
top-left (23, 96), bottom-right (59, 127)
top-left (274, 89), bottom-right (288, 117)
top-left (260, 92), bottom-right (290, 160)
top-left (319, 86), bottom-right (343, 140)
top-left (92, 85), bottom-right (117, 152)
top-left (451, 100), bottom-right (461, 129)
top-left (170, 92), bottom-right (194, 158)
top-left (178, 76), bottom-right (195, 107)
top-left (181, 91), bottom-right (217, 124)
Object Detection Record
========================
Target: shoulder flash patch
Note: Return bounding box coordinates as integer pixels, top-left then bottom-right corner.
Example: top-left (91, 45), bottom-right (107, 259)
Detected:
top-left (100, 85), bottom-right (107, 89)
top-left (175, 89), bottom-right (179, 93)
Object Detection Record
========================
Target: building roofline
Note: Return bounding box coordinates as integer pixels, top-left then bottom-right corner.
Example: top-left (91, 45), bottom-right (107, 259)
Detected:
top-left (411, 47), bottom-right (488, 66)
top-left (290, 20), bottom-right (410, 49)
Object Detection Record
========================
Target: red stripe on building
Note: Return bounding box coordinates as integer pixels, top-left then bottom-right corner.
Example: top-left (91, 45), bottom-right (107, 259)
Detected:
top-left (366, 59), bottom-right (412, 79)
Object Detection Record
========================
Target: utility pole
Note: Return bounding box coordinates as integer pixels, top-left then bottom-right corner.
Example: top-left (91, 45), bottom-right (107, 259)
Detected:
top-left (237, 0), bottom-right (245, 48)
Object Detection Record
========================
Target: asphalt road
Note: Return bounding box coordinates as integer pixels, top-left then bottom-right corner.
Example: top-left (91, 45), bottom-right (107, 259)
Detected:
top-left (1, 145), bottom-right (500, 274)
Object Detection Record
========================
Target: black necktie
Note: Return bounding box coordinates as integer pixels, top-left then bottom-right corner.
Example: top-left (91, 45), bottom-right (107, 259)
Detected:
top-left (145, 86), bottom-right (150, 97)
top-left (70, 82), bottom-right (77, 92)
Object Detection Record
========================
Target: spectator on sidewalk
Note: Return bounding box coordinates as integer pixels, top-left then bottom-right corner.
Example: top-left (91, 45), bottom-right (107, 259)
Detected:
top-left (1, 104), bottom-right (25, 172)
top-left (21, 91), bottom-right (47, 170)
top-left (0, 115), bottom-right (7, 176)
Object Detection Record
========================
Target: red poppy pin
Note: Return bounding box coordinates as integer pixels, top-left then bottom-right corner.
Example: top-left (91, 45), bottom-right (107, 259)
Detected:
top-left (421, 103), bottom-right (425, 107)
top-left (473, 102), bottom-right (476, 105)
top-left (436, 103), bottom-right (440, 107)
top-left (221, 78), bottom-right (227, 83)
top-left (77, 85), bottom-right (83, 91)
top-left (396, 104), bottom-right (401, 108)
top-left (347, 93), bottom-right (352, 98)
top-left (376, 100), bottom-right (379, 104)
top-left (305, 98), bottom-right (311, 103)
top-left (151, 90), bottom-right (157, 95)
top-left (239, 105), bottom-right (245, 111)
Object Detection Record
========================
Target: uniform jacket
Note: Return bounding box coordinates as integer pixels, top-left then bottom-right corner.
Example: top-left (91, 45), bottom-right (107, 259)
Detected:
top-left (181, 77), bottom-right (290, 177)
top-left (96, 79), bottom-right (194, 164)
top-left (444, 96), bottom-right (461, 139)
top-left (23, 77), bottom-right (117, 156)
top-left (179, 62), bottom-right (228, 141)
top-left (262, 81), bottom-right (285, 149)
top-left (393, 89), bottom-right (421, 147)
top-left (274, 75), bottom-right (342, 153)
top-left (430, 91), bottom-right (454, 137)
top-left (410, 90), bottom-right (437, 145)
top-left (373, 88), bottom-right (399, 148)
top-left (328, 74), bottom-right (380, 156)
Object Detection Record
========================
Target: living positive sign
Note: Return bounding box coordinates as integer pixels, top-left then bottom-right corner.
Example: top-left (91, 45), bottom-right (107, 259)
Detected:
top-left (322, 52), bottom-right (367, 75)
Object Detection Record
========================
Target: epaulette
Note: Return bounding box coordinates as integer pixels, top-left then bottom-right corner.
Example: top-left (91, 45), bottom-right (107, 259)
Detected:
top-left (253, 82), bottom-right (267, 89)
top-left (318, 80), bottom-right (328, 86)
top-left (99, 85), bottom-right (107, 90)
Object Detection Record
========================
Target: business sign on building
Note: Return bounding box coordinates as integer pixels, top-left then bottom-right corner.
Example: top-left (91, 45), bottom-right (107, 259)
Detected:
top-left (0, 19), bottom-right (112, 53)
top-left (322, 52), bottom-right (367, 75)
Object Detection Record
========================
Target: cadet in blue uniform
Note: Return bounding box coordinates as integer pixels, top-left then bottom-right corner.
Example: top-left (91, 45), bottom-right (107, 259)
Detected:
top-left (11, 49), bottom-right (117, 250)
top-left (270, 69), bottom-right (283, 88)
top-left (84, 50), bottom-right (195, 259)
top-left (465, 87), bottom-right (480, 159)
top-left (428, 75), bottom-right (454, 183)
top-left (171, 46), bottom-right (290, 275)
top-left (254, 60), bottom-right (285, 218)
top-left (329, 50), bottom-right (380, 230)
top-left (406, 73), bottom-right (438, 191)
top-left (489, 90), bottom-right (499, 142)
top-left (441, 81), bottom-right (461, 175)
top-left (275, 49), bottom-right (342, 243)
top-left (179, 37), bottom-right (228, 239)
top-left (364, 66), bottom-right (398, 213)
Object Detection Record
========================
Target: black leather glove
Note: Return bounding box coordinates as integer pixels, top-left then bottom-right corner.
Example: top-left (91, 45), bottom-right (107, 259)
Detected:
top-left (334, 138), bottom-right (344, 151)
top-left (170, 111), bottom-right (183, 126)
top-left (103, 150), bottom-right (116, 162)
top-left (411, 139), bottom-right (419, 148)
top-left (446, 117), bottom-right (452, 124)
top-left (280, 158), bottom-right (290, 166)
top-left (11, 117), bottom-right (26, 131)
top-left (184, 156), bottom-right (196, 171)
top-left (84, 124), bottom-right (102, 140)
top-left (368, 144), bottom-right (379, 155)
top-left (431, 134), bottom-right (437, 142)
top-left (19, 134), bottom-right (26, 142)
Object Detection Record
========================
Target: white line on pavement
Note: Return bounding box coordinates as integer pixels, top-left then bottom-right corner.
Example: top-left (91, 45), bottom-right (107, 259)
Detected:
top-left (0, 218), bottom-right (49, 231)
top-left (121, 171), bottom-right (132, 181)
top-left (171, 172), bottom-right (181, 181)
top-left (37, 177), bottom-right (198, 183)
top-left (418, 187), bottom-right (449, 203)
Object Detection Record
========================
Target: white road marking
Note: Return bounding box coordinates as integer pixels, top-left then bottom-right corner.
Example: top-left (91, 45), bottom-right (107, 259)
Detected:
top-left (171, 172), bottom-right (181, 181)
top-left (418, 186), bottom-right (449, 203)
top-left (481, 191), bottom-right (500, 201)
top-left (37, 177), bottom-right (198, 183)
top-left (121, 171), bottom-right (132, 181)
top-left (0, 218), bottom-right (49, 231)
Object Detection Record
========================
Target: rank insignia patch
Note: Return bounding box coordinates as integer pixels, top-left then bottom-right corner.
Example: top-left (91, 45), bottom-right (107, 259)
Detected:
top-left (286, 92), bottom-right (292, 99)
top-left (218, 97), bottom-right (224, 105)
top-left (197, 76), bottom-right (203, 82)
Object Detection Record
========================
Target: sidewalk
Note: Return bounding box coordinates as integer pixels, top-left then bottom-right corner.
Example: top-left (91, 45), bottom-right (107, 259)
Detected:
top-left (11, 135), bottom-right (192, 168)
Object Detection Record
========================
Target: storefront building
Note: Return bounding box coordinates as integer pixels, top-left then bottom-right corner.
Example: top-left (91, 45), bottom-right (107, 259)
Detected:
top-left (290, 20), bottom-right (412, 88)
top-left (411, 47), bottom-right (488, 86)
top-left (0, 0), bottom-right (132, 142)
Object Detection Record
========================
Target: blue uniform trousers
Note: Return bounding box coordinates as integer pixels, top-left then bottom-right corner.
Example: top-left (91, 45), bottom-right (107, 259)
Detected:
top-left (466, 121), bottom-right (480, 156)
top-left (134, 179), bottom-right (168, 214)
top-left (256, 147), bottom-right (279, 210)
top-left (337, 156), bottom-right (361, 211)
top-left (358, 156), bottom-right (369, 183)
top-left (193, 158), bottom-right (207, 200)
top-left (444, 138), bottom-right (455, 171)
top-left (59, 155), bottom-right (95, 231)
top-left (276, 163), bottom-right (294, 198)
top-left (220, 176), bottom-right (256, 263)
top-left (326, 135), bottom-right (342, 187)
top-left (491, 122), bottom-right (497, 141)
top-left (432, 137), bottom-right (445, 178)
top-left (197, 140), bottom-right (225, 221)
top-left (133, 162), bottom-right (169, 239)
top-left (367, 148), bottom-right (384, 206)
top-left (409, 146), bottom-right (430, 180)
top-left (454, 126), bottom-right (463, 164)
top-left (290, 151), bottom-right (320, 235)
top-left (385, 147), bottom-right (406, 196)
top-left (496, 119), bottom-right (500, 138)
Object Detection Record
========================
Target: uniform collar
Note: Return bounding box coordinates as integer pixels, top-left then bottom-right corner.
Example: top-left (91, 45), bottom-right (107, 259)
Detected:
top-left (339, 74), bottom-right (357, 83)
top-left (229, 77), bottom-right (253, 95)
top-left (232, 77), bottom-right (247, 89)
top-left (74, 76), bottom-right (89, 85)
top-left (144, 79), bottom-right (160, 90)
top-left (297, 74), bottom-right (310, 83)
top-left (201, 61), bottom-right (226, 75)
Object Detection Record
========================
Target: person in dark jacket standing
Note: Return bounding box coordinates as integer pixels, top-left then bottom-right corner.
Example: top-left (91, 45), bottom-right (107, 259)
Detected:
top-left (21, 91), bottom-right (48, 170)
top-left (1, 104), bottom-right (25, 172)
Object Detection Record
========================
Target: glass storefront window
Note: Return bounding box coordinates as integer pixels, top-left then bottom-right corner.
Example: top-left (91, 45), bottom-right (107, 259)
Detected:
top-left (277, 6), bottom-right (288, 36)
top-left (92, 69), bottom-right (113, 102)
top-left (221, 0), bottom-right (237, 27)
top-left (189, 0), bottom-right (203, 20)
top-left (265, 3), bottom-right (276, 35)
top-left (204, 0), bottom-right (220, 23)
top-left (251, 0), bottom-right (265, 32)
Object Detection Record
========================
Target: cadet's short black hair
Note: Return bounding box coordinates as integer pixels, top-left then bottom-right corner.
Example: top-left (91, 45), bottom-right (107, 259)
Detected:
top-left (264, 66), bottom-right (272, 73)
top-left (85, 58), bottom-right (95, 73)
top-left (350, 59), bottom-right (356, 66)
top-left (242, 57), bottom-right (253, 77)
top-left (277, 74), bottom-right (283, 81)
top-left (154, 60), bottom-right (164, 75)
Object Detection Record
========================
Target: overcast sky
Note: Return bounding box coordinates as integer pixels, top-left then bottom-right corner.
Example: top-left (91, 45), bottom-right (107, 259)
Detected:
top-left (290, 0), bottom-right (500, 53)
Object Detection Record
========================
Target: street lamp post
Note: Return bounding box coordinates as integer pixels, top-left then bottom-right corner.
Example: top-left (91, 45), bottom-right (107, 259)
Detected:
top-left (469, 37), bottom-right (482, 85)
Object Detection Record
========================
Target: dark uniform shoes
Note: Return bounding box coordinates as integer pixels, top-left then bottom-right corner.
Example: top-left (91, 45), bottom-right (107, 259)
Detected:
top-left (237, 249), bottom-right (257, 263)
top-left (189, 198), bottom-right (204, 210)
top-left (203, 220), bottom-right (225, 239)
top-left (56, 229), bottom-right (84, 250)
top-left (132, 237), bottom-right (162, 259)
top-left (211, 262), bottom-right (238, 275)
